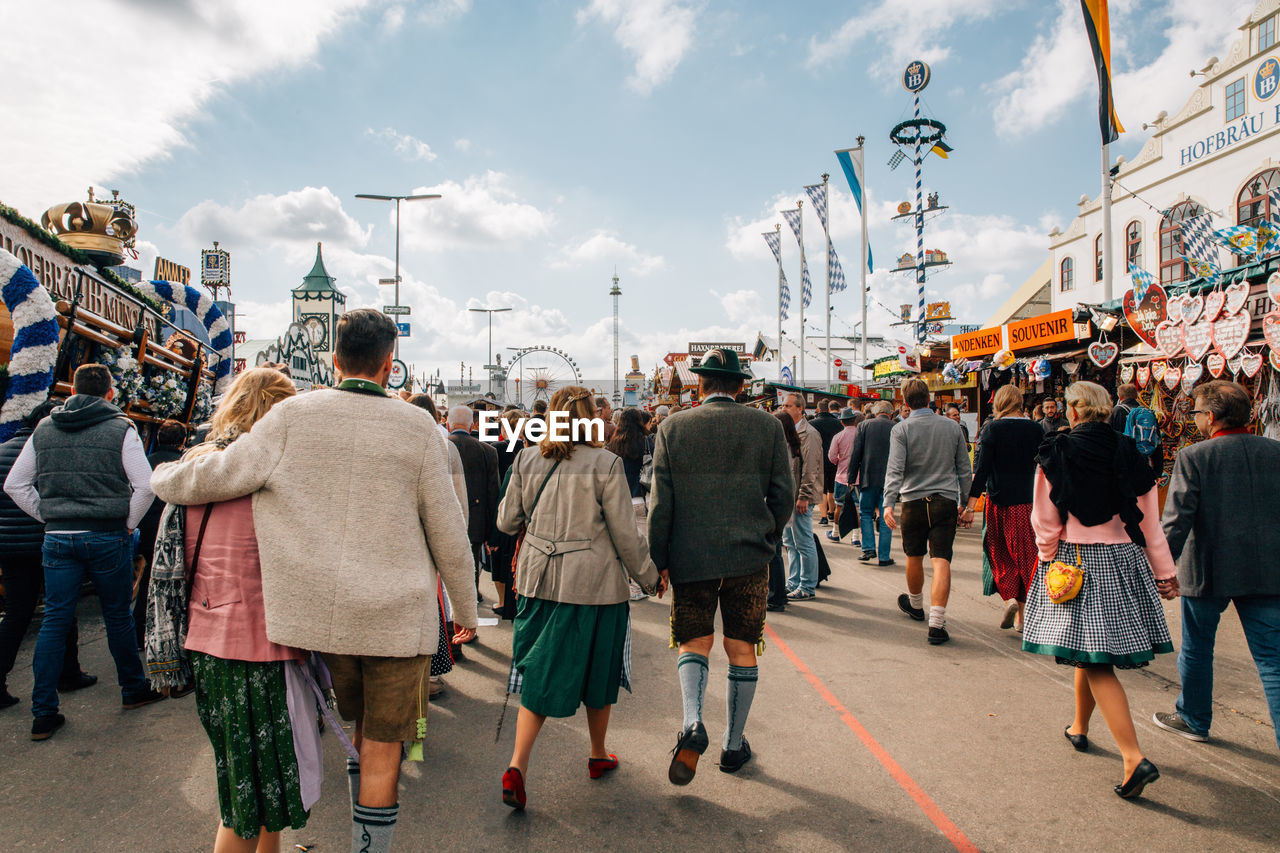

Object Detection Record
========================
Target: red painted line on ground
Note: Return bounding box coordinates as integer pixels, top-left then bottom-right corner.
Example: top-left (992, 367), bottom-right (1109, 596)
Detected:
top-left (765, 624), bottom-right (980, 853)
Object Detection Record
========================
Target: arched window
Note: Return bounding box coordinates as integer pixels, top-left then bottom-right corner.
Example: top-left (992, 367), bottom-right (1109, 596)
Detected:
top-left (1125, 221), bottom-right (1142, 271)
top-left (1236, 169), bottom-right (1280, 264)
top-left (1094, 234), bottom-right (1103, 281)
top-left (1060, 257), bottom-right (1074, 292)
top-left (1159, 200), bottom-right (1205, 286)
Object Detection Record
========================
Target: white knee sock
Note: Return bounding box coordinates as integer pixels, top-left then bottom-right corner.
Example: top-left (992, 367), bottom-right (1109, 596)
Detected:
top-left (929, 606), bottom-right (946, 629)
top-left (908, 592), bottom-right (924, 610)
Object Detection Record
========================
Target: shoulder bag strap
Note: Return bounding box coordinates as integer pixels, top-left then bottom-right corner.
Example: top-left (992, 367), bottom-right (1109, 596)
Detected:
top-left (185, 505), bottom-right (214, 588)
top-left (526, 460), bottom-right (561, 524)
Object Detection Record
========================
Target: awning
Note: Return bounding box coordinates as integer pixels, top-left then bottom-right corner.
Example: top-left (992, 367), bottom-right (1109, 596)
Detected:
top-left (674, 361), bottom-right (698, 386)
top-left (1100, 255), bottom-right (1280, 312)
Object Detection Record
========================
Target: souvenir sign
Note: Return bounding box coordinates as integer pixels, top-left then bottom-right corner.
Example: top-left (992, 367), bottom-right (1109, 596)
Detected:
top-left (1271, 348), bottom-right (1280, 373)
top-left (1214, 311), bottom-right (1250, 359)
top-left (1136, 363), bottom-right (1151, 387)
top-left (1182, 319), bottom-right (1214, 361)
top-left (1151, 360), bottom-right (1168, 382)
top-left (1269, 272), bottom-right (1280, 306)
top-left (1228, 353), bottom-right (1244, 375)
top-left (1180, 293), bottom-right (1204, 325)
top-left (1166, 293), bottom-right (1187, 325)
top-left (1155, 320), bottom-right (1184, 358)
top-left (1181, 362), bottom-right (1204, 394)
top-left (1206, 352), bottom-right (1226, 377)
top-left (1122, 284), bottom-right (1168, 348)
top-left (1088, 341), bottom-right (1119, 368)
top-left (1119, 363), bottom-right (1135, 383)
top-left (1225, 281), bottom-right (1250, 316)
top-left (1263, 311), bottom-right (1280, 353)
top-left (1241, 350), bottom-right (1265, 378)
top-left (1203, 289), bottom-right (1226, 322)
top-left (1162, 364), bottom-right (1182, 390)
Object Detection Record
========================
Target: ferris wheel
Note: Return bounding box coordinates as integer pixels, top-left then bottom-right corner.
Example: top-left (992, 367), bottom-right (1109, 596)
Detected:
top-left (503, 345), bottom-right (581, 408)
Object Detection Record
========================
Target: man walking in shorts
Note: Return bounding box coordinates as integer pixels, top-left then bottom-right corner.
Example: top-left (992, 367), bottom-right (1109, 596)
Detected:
top-left (648, 349), bottom-right (793, 784)
top-left (882, 379), bottom-right (973, 645)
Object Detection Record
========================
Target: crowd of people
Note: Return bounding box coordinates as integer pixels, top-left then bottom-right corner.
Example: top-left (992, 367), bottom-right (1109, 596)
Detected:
top-left (0, 314), bottom-right (1277, 849)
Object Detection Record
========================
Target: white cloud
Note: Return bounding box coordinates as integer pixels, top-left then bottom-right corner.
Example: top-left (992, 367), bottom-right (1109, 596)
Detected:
top-left (551, 232), bottom-right (665, 276)
top-left (174, 186), bottom-right (371, 250)
top-left (454, 138), bottom-right (472, 152)
top-left (577, 0), bottom-right (699, 94)
top-left (365, 127), bottom-right (437, 161)
top-left (990, 0), bottom-right (1255, 136)
top-left (397, 171), bottom-right (554, 250)
top-left (0, 0), bottom-right (381, 214)
top-left (420, 0), bottom-right (472, 26)
top-left (237, 299), bottom-right (295, 341)
top-left (807, 0), bottom-right (1006, 77)
top-left (381, 4), bottom-right (405, 33)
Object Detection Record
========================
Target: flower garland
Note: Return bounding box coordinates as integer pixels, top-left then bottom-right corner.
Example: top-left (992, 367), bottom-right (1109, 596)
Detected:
top-left (190, 383), bottom-right (215, 424)
top-left (145, 370), bottom-right (187, 419)
top-left (0, 248), bottom-right (59, 442)
top-left (94, 346), bottom-right (145, 407)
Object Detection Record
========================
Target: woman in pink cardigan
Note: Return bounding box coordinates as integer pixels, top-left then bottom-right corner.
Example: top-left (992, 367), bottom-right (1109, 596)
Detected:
top-left (1022, 381), bottom-right (1179, 800)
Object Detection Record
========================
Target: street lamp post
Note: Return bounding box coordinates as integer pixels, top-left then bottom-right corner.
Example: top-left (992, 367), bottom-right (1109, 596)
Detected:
top-left (469, 307), bottom-right (512, 397)
top-left (355, 191), bottom-right (441, 358)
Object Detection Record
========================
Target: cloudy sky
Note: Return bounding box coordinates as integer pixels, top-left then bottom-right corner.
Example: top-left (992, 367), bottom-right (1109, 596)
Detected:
top-left (1, 0), bottom-right (1257, 383)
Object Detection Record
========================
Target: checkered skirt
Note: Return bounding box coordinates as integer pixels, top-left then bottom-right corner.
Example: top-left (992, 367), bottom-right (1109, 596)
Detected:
top-left (1022, 541), bottom-right (1173, 669)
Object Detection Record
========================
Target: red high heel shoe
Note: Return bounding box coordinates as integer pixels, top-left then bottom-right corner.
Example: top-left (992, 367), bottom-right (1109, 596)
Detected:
top-left (502, 767), bottom-right (526, 810)
top-left (588, 753), bottom-right (619, 779)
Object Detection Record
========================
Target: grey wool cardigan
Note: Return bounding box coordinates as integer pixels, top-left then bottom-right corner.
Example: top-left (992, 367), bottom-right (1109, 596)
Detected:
top-left (647, 398), bottom-right (795, 584)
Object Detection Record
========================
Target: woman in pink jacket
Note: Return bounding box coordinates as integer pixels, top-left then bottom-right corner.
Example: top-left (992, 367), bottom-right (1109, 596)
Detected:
top-left (1022, 381), bottom-right (1179, 800)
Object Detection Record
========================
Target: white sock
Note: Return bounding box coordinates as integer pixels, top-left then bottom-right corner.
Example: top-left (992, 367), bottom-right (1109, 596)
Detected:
top-left (908, 592), bottom-right (924, 610)
top-left (929, 606), bottom-right (946, 629)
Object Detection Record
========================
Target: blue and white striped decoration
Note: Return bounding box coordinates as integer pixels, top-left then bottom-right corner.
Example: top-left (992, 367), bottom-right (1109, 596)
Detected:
top-left (133, 280), bottom-right (234, 393)
top-left (829, 245), bottom-right (847, 293)
top-left (800, 256), bottom-right (813, 308)
top-left (804, 183), bottom-right (828, 233)
top-left (0, 249), bottom-right (59, 442)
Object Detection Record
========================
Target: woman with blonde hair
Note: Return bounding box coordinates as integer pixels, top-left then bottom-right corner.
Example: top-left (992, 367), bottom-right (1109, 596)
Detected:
top-left (967, 384), bottom-right (1044, 631)
top-left (495, 386), bottom-right (662, 810)
top-left (1022, 380), bottom-right (1178, 799)
top-left (151, 368), bottom-right (319, 852)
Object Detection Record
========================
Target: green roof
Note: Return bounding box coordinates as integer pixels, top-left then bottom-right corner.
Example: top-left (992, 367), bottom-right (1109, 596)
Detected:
top-left (1099, 255), bottom-right (1279, 312)
top-left (293, 242), bottom-right (339, 294)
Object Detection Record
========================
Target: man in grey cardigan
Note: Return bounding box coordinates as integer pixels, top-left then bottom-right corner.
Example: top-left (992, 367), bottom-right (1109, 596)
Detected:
top-left (649, 349), bottom-right (793, 784)
top-left (1156, 380), bottom-right (1280, 750)
top-left (882, 378), bottom-right (973, 646)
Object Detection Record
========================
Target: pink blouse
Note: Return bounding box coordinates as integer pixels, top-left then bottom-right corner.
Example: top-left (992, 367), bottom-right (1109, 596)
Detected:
top-left (183, 495), bottom-right (304, 663)
top-left (1030, 468), bottom-right (1176, 579)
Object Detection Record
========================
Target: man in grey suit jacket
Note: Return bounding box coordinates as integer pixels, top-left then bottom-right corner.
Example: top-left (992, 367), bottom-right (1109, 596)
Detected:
top-left (649, 349), bottom-right (793, 785)
top-left (1156, 381), bottom-right (1280, 751)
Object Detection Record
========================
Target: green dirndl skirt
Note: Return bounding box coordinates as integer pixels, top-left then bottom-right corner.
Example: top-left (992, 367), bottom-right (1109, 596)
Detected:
top-left (510, 597), bottom-right (629, 718)
top-left (191, 652), bottom-right (309, 839)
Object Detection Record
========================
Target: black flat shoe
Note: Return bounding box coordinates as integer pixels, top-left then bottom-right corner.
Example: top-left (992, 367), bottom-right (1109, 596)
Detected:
top-left (1064, 726), bottom-right (1089, 752)
top-left (668, 722), bottom-right (709, 786)
top-left (719, 738), bottom-right (752, 774)
top-left (1114, 758), bottom-right (1159, 799)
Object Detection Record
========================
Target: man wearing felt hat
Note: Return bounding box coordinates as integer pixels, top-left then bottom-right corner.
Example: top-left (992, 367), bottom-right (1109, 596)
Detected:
top-left (648, 348), bottom-right (794, 785)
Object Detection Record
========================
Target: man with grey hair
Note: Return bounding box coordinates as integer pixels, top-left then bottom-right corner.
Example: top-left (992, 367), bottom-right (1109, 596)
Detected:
top-left (781, 392), bottom-right (823, 600)
top-left (448, 405), bottom-right (499, 595)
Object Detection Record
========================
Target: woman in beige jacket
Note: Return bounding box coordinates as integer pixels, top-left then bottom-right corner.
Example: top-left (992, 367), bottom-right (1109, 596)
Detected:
top-left (496, 387), bottom-right (662, 810)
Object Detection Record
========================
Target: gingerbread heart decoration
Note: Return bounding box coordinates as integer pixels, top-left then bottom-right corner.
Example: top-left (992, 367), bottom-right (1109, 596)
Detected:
top-left (1136, 363), bottom-right (1151, 387)
top-left (1180, 293), bottom-right (1204, 325)
top-left (1203, 289), bottom-right (1226, 322)
top-left (1151, 360), bottom-right (1168, 382)
top-left (1228, 353), bottom-right (1244, 375)
top-left (1271, 348), bottom-right (1280, 373)
top-left (1242, 350), bottom-right (1264, 378)
top-left (1225, 281), bottom-right (1250, 316)
top-left (1181, 361), bottom-right (1204, 394)
top-left (1162, 364), bottom-right (1182, 390)
top-left (1166, 293), bottom-right (1187, 325)
top-left (1206, 352), bottom-right (1226, 377)
top-left (1155, 320), bottom-right (1184, 358)
top-left (1268, 272), bottom-right (1280, 306)
top-left (1119, 363), bottom-right (1135, 384)
top-left (1123, 284), bottom-right (1169, 348)
top-left (1088, 341), bottom-right (1119, 368)
top-left (1263, 311), bottom-right (1280, 353)
top-left (1181, 319), bottom-right (1214, 361)
top-left (1214, 311), bottom-right (1250, 359)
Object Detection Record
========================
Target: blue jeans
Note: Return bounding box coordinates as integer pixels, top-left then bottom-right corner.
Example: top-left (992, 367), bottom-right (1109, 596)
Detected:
top-left (859, 487), bottom-right (892, 561)
top-left (783, 508), bottom-right (817, 593)
top-left (32, 532), bottom-right (148, 717)
top-left (1176, 595), bottom-right (1280, 751)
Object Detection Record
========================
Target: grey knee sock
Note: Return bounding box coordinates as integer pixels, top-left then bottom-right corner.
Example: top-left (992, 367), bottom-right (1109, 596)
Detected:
top-left (346, 758), bottom-right (360, 813)
top-left (724, 664), bottom-right (758, 750)
top-left (352, 802), bottom-right (397, 853)
top-left (677, 652), bottom-right (709, 730)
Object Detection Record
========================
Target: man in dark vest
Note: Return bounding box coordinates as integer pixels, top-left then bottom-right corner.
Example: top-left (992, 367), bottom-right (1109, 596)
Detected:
top-left (447, 405), bottom-right (499, 599)
top-left (4, 364), bottom-right (162, 740)
top-left (649, 349), bottom-right (794, 784)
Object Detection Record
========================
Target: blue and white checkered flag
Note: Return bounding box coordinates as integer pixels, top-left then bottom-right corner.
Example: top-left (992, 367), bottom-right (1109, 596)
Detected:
top-left (804, 183), bottom-right (828, 233)
top-left (1210, 224), bottom-right (1260, 258)
top-left (781, 208), bottom-right (803, 247)
top-left (829, 244), bottom-right (846, 293)
top-left (1127, 264), bottom-right (1155, 303)
top-left (762, 230), bottom-right (782, 263)
top-left (1180, 213), bottom-right (1218, 266)
top-left (887, 150), bottom-right (906, 171)
top-left (1259, 187), bottom-right (1280, 256)
top-left (779, 270), bottom-right (791, 320)
top-left (800, 256), bottom-right (812, 308)
top-left (1180, 255), bottom-right (1221, 287)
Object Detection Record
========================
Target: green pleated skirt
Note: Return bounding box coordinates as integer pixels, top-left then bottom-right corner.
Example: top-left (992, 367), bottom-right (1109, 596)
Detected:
top-left (191, 652), bottom-right (309, 839)
top-left (511, 597), bottom-right (627, 717)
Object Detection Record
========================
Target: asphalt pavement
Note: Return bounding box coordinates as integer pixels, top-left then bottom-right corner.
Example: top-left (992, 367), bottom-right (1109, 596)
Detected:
top-left (1, 522), bottom-right (1277, 852)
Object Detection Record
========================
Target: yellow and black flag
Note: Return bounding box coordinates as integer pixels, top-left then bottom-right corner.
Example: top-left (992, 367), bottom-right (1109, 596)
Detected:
top-left (930, 140), bottom-right (953, 159)
top-left (1080, 0), bottom-right (1124, 143)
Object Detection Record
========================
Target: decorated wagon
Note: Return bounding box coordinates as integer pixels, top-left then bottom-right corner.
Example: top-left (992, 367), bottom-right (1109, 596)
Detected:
top-left (0, 192), bottom-right (231, 445)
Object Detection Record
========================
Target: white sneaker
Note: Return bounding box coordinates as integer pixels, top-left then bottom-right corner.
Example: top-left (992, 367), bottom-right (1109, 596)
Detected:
top-left (629, 581), bottom-right (647, 601)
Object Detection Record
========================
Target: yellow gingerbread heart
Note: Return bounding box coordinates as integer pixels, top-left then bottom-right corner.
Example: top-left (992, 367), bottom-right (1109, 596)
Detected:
top-left (1045, 561), bottom-right (1084, 603)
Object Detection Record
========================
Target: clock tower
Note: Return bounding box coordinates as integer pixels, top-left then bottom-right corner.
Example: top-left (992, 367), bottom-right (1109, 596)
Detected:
top-left (291, 242), bottom-right (346, 368)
